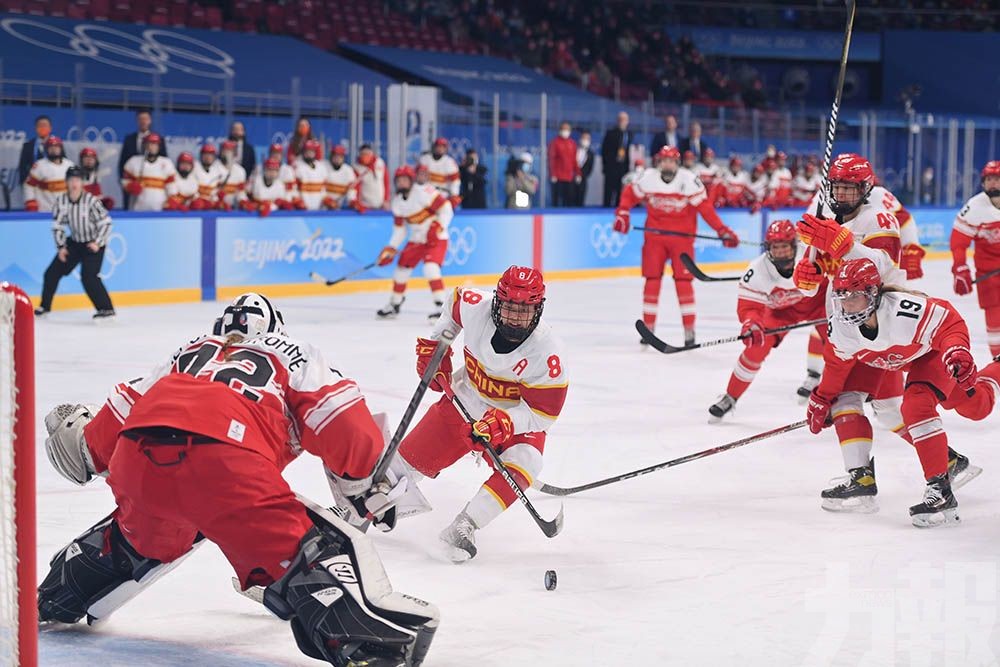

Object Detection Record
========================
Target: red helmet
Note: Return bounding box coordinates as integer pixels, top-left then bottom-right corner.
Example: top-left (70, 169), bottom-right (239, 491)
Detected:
top-left (634, 157), bottom-right (645, 168)
top-left (178, 151), bottom-right (194, 164)
top-left (657, 146), bottom-right (680, 161)
top-left (765, 219), bottom-right (797, 245)
top-left (331, 144), bottom-right (347, 156)
top-left (496, 266), bottom-right (545, 304)
top-left (303, 139), bottom-right (321, 154)
top-left (827, 153), bottom-right (875, 215)
top-left (683, 150), bottom-right (696, 161)
top-left (493, 266), bottom-right (546, 342)
top-left (704, 147), bottom-right (715, 159)
top-left (433, 137), bottom-right (448, 147)
top-left (221, 139), bottom-right (236, 151)
top-left (832, 258), bottom-right (882, 325)
top-left (264, 158), bottom-right (281, 170)
top-left (762, 157), bottom-right (776, 170)
top-left (79, 147), bottom-right (97, 160)
top-left (45, 135), bottom-right (63, 148)
top-left (729, 156), bottom-right (743, 168)
top-left (395, 165), bottom-right (416, 181)
top-left (143, 133), bottom-right (161, 145)
top-left (982, 160), bottom-right (1000, 196)
top-left (200, 143), bottom-right (217, 155)
top-left (269, 142), bottom-right (283, 155)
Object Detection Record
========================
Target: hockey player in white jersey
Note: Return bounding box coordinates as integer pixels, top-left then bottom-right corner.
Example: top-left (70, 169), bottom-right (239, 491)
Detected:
top-left (790, 161), bottom-right (822, 206)
top-left (397, 266), bottom-right (568, 561)
top-left (693, 148), bottom-right (723, 205)
top-left (164, 152), bottom-right (199, 211)
top-left (720, 156), bottom-right (753, 208)
top-left (24, 136), bottom-right (74, 212)
top-left (293, 139), bottom-right (328, 211)
top-left (418, 137), bottom-right (461, 207)
top-left (375, 165), bottom-right (454, 320)
top-left (324, 144), bottom-right (358, 210)
top-left (355, 144), bottom-right (391, 210)
top-left (265, 142), bottom-right (302, 205)
top-left (192, 144), bottom-right (227, 210)
top-left (241, 158), bottom-right (295, 216)
top-left (121, 133), bottom-right (177, 211)
top-left (216, 139), bottom-right (248, 210)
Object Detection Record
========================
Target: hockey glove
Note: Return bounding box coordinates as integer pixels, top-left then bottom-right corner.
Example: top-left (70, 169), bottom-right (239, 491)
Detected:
top-left (471, 408), bottom-right (514, 448)
top-left (376, 246), bottom-right (397, 267)
top-left (322, 196), bottom-right (338, 210)
top-left (258, 201), bottom-right (273, 217)
top-left (24, 199), bottom-right (39, 212)
top-left (943, 345), bottom-right (977, 393)
top-left (349, 199), bottom-right (367, 214)
top-left (901, 244), bottom-right (926, 280)
top-left (415, 337), bottom-right (453, 391)
top-left (101, 197), bottom-right (115, 210)
top-left (952, 264), bottom-right (973, 296)
top-left (239, 199), bottom-right (256, 212)
top-left (613, 208), bottom-right (631, 234)
top-left (797, 214), bottom-right (854, 259)
top-left (124, 180), bottom-right (143, 196)
top-left (293, 198), bottom-right (307, 210)
top-left (717, 226), bottom-right (740, 248)
top-left (793, 256), bottom-right (824, 291)
top-left (740, 318), bottom-right (767, 348)
top-left (806, 390), bottom-right (833, 434)
top-left (275, 198), bottom-right (294, 210)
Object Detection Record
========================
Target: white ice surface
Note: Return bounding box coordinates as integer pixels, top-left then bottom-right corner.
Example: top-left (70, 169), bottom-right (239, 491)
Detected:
top-left (33, 260), bottom-right (1000, 666)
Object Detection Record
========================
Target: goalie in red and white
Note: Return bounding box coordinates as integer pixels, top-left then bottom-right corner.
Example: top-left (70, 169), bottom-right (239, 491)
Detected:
top-left (241, 158), bottom-right (296, 216)
top-left (613, 145), bottom-right (740, 345)
top-left (707, 219), bottom-right (826, 421)
top-left (951, 160), bottom-right (1000, 357)
top-left (36, 293), bottom-right (439, 665)
top-left (809, 258), bottom-right (997, 526)
top-left (375, 165), bottom-right (454, 321)
top-left (397, 266), bottom-right (568, 562)
top-left (418, 137), bottom-right (462, 208)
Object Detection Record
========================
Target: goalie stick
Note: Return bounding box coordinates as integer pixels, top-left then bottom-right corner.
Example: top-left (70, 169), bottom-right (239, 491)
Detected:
top-left (636, 318), bottom-right (827, 354)
top-left (535, 420), bottom-right (807, 496)
top-left (309, 261), bottom-right (378, 286)
top-left (438, 376), bottom-right (564, 538)
top-left (679, 253), bottom-right (742, 282)
top-left (634, 225), bottom-right (760, 248)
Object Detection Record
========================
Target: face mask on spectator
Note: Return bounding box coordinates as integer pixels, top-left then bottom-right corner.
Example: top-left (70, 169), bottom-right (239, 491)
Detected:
top-left (559, 129), bottom-right (570, 139)
top-left (580, 138), bottom-right (590, 148)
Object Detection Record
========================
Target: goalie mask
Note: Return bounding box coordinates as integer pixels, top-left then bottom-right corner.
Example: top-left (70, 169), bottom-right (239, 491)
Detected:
top-left (492, 266), bottom-right (545, 343)
top-left (213, 292), bottom-right (285, 339)
top-left (831, 258), bottom-right (882, 326)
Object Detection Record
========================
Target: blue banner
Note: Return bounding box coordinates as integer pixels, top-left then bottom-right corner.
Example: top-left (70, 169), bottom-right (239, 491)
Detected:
top-left (664, 25), bottom-right (881, 63)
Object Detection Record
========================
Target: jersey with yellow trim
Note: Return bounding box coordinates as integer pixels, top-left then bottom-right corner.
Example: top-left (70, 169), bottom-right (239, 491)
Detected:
top-left (326, 162), bottom-right (358, 206)
top-left (24, 157), bottom-right (75, 212)
top-left (293, 159), bottom-right (329, 210)
top-left (804, 198), bottom-right (904, 283)
top-left (194, 161), bottom-right (227, 200)
top-left (805, 185), bottom-right (916, 248)
top-left (248, 170), bottom-right (288, 203)
top-left (218, 162), bottom-right (248, 208)
top-left (167, 171), bottom-right (199, 204)
top-left (389, 184), bottom-right (453, 246)
top-left (430, 287), bottom-right (568, 435)
top-left (418, 153), bottom-right (460, 198)
top-left (122, 155), bottom-right (177, 211)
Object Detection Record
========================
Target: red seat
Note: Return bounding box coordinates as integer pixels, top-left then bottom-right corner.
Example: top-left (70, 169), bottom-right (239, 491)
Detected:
top-left (188, 5), bottom-right (206, 28)
top-left (148, 11), bottom-right (168, 25)
top-left (265, 4), bottom-right (284, 32)
top-left (67, 2), bottom-right (86, 18)
top-left (206, 6), bottom-right (223, 29)
top-left (169, 2), bottom-right (187, 26)
top-left (49, 0), bottom-right (70, 16)
top-left (24, 0), bottom-right (45, 15)
top-left (87, 0), bottom-right (110, 19)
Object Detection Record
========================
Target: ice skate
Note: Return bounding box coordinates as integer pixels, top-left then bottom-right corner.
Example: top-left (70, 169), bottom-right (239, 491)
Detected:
top-left (439, 511), bottom-right (477, 563)
top-left (909, 473), bottom-right (960, 528)
top-left (684, 328), bottom-right (696, 347)
top-left (376, 297), bottom-right (404, 319)
top-left (427, 300), bottom-right (444, 322)
top-left (708, 394), bottom-right (736, 422)
top-left (947, 448), bottom-right (982, 490)
top-left (796, 370), bottom-right (821, 403)
top-left (821, 457), bottom-right (878, 513)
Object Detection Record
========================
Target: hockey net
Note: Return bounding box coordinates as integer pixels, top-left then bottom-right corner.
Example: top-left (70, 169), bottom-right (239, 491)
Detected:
top-left (0, 283), bottom-right (36, 667)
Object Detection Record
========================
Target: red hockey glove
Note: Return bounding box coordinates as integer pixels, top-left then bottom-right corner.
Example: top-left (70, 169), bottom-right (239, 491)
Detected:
top-left (793, 256), bottom-right (823, 291)
top-left (797, 214), bottom-right (854, 259)
top-left (717, 225), bottom-right (739, 248)
top-left (952, 264), bottom-right (973, 296)
top-left (749, 202), bottom-right (762, 214)
top-left (124, 181), bottom-right (143, 196)
top-left (415, 337), bottom-right (453, 392)
top-left (293, 198), bottom-right (307, 210)
top-left (239, 199), bottom-right (256, 212)
top-left (901, 244), bottom-right (926, 280)
top-left (258, 201), bottom-right (274, 217)
top-left (322, 196), bottom-right (338, 209)
top-left (806, 390), bottom-right (833, 434)
top-left (101, 197), bottom-right (115, 210)
top-left (471, 407), bottom-right (515, 448)
top-left (740, 317), bottom-right (767, 348)
top-left (190, 197), bottom-right (211, 211)
top-left (943, 345), bottom-right (977, 393)
top-left (24, 200), bottom-right (39, 212)
top-left (613, 208), bottom-right (631, 234)
top-left (376, 246), bottom-right (397, 267)
top-left (349, 199), bottom-right (367, 214)
top-left (275, 198), bottom-right (294, 210)
top-left (216, 198), bottom-right (232, 212)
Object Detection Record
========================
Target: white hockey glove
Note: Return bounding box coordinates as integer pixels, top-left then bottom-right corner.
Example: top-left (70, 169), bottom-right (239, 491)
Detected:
top-left (44, 403), bottom-right (101, 486)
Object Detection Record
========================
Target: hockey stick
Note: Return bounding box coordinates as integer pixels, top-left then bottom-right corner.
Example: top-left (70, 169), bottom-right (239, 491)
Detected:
top-left (309, 261), bottom-right (377, 286)
top-left (972, 267), bottom-right (1000, 285)
top-left (437, 376), bottom-right (564, 538)
top-left (535, 420), bottom-right (808, 496)
top-left (636, 318), bottom-right (827, 354)
top-left (679, 253), bottom-right (742, 282)
top-left (634, 225), bottom-right (760, 248)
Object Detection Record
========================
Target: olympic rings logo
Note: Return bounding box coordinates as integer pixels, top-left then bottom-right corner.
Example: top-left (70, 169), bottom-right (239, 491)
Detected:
top-left (1, 18), bottom-right (235, 79)
top-left (71, 232), bottom-right (126, 281)
top-left (590, 223), bottom-right (628, 258)
top-left (64, 126), bottom-right (119, 144)
top-left (445, 226), bottom-right (477, 266)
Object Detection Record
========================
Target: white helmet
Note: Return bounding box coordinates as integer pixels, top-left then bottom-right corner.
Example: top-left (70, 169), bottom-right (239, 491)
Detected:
top-left (213, 292), bottom-right (285, 339)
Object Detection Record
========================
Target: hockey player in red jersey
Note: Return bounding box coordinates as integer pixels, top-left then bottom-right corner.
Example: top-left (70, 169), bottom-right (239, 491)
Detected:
top-left (614, 145), bottom-right (740, 345)
top-left (810, 259), bottom-right (998, 526)
top-left (708, 220), bottom-right (827, 420)
top-left (397, 267), bottom-right (568, 562)
top-left (952, 160), bottom-right (1000, 357)
top-left (37, 293), bottom-right (439, 665)
top-left (375, 165), bottom-right (454, 321)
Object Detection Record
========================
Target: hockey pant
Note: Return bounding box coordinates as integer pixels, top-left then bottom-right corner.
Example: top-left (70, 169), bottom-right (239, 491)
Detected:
top-left (390, 237), bottom-right (448, 306)
top-left (641, 235), bottom-right (695, 331)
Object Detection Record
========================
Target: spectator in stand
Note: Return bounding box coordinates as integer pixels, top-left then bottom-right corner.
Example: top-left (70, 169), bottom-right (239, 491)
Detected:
top-left (548, 121), bottom-right (581, 207)
top-left (77, 148), bottom-right (114, 210)
top-left (505, 153), bottom-right (538, 209)
top-left (601, 111), bottom-right (634, 207)
top-left (24, 136), bottom-right (74, 212)
top-left (576, 130), bottom-right (595, 206)
top-left (18, 114), bottom-right (52, 185)
top-left (353, 144), bottom-right (390, 211)
top-left (680, 122), bottom-right (709, 160)
top-left (118, 109), bottom-right (168, 209)
top-left (650, 115), bottom-right (679, 156)
top-left (459, 149), bottom-right (488, 209)
top-left (228, 121), bottom-right (256, 178)
top-left (549, 39), bottom-right (581, 83)
top-left (286, 116), bottom-right (316, 165)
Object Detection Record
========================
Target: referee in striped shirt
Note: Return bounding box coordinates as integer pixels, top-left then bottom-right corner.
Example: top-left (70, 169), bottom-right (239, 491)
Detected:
top-left (35, 166), bottom-right (116, 319)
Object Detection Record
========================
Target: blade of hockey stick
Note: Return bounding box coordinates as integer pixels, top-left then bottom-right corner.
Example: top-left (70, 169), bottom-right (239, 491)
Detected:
top-left (309, 261), bottom-right (378, 286)
top-left (679, 253), bottom-right (742, 282)
top-left (535, 421), bottom-right (808, 496)
top-left (636, 318), bottom-right (827, 354)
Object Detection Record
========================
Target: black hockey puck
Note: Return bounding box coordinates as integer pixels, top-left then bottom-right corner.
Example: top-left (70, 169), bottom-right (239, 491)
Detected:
top-left (544, 570), bottom-right (557, 591)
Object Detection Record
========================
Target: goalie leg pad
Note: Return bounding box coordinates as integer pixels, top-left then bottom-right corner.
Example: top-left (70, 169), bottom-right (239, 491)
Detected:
top-left (264, 508), bottom-right (439, 666)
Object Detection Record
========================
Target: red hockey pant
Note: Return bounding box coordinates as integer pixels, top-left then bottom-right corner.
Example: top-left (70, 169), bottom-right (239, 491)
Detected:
top-left (641, 235), bottom-right (695, 331)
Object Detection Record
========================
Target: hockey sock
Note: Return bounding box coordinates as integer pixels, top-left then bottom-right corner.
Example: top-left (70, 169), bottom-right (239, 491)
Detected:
top-left (985, 307), bottom-right (1000, 357)
top-left (725, 344), bottom-right (771, 399)
top-left (642, 277), bottom-right (662, 328)
top-left (675, 278), bottom-right (696, 330)
top-left (425, 262), bottom-right (445, 302)
top-left (901, 384), bottom-right (949, 479)
top-left (807, 329), bottom-right (825, 375)
top-left (390, 266), bottom-right (413, 305)
top-left (833, 410), bottom-right (874, 471)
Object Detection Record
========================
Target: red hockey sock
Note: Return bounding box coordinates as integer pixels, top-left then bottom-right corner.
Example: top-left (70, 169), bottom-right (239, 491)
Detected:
top-left (642, 278), bottom-right (662, 328)
top-left (675, 278), bottom-right (695, 330)
top-left (725, 345), bottom-right (771, 399)
top-left (985, 307), bottom-right (1000, 358)
top-left (901, 384), bottom-right (948, 479)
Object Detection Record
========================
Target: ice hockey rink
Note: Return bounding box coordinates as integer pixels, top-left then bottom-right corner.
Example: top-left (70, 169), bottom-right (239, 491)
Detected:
top-left (33, 259), bottom-right (1000, 666)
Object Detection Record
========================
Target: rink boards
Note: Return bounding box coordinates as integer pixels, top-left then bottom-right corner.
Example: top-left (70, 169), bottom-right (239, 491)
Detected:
top-left (0, 207), bottom-right (957, 310)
